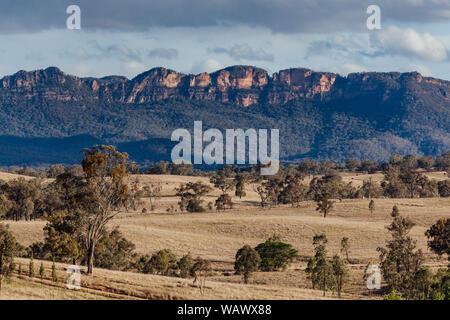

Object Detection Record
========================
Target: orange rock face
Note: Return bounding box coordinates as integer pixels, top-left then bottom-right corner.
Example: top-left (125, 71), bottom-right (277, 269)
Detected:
top-left (3, 65), bottom-right (448, 107)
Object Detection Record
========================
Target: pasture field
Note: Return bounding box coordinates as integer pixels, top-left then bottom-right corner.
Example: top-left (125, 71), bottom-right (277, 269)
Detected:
top-left (1, 173), bottom-right (448, 300)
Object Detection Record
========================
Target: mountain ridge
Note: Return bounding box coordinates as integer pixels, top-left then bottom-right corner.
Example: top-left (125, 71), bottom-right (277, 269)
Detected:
top-left (3, 65), bottom-right (449, 107)
top-left (0, 65), bottom-right (448, 165)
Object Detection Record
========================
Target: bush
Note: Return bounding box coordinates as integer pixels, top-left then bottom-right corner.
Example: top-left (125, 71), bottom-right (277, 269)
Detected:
top-left (177, 253), bottom-right (194, 278)
top-left (254, 236), bottom-right (298, 271)
top-left (149, 249), bottom-right (178, 275)
top-left (384, 290), bottom-right (403, 300)
top-left (186, 200), bottom-right (206, 213)
top-left (94, 228), bottom-right (137, 271)
top-left (234, 245), bottom-right (261, 283)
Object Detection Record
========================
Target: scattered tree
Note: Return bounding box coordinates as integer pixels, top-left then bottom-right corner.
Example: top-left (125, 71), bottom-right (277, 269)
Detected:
top-left (369, 200), bottom-right (375, 214)
top-left (377, 206), bottom-right (424, 298)
top-left (0, 224), bottom-right (16, 295)
top-left (332, 254), bottom-right (349, 298)
top-left (191, 257), bottom-right (211, 294)
top-left (306, 234), bottom-right (335, 296)
top-left (315, 193), bottom-right (334, 218)
top-left (234, 245), bottom-right (261, 284)
top-left (255, 235), bottom-right (298, 272)
top-left (425, 218), bottom-right (449, 262)
top-left (340, 237), bottom-right (350, 262)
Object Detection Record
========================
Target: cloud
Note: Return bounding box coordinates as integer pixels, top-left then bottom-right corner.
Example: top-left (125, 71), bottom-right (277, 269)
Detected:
top-left (410, 64), bottom-right (433, 76)
top-left (371, 26), bottom-right (448, 62)
top-left (61, 42), bottom-right (144, 62)
top-left (333, 63), bottom-right (367, 75)
top-left (122, 60), bottom-right (147, 76)
top-left (148, 48), bottom-right (179, 60)
top-left (209, 44), bottom-right (274, 62)
top-left (191, 59), bottom-right (224, 74)
top-left (96, 44), bottom-right (143, 62)
top-left (0, 0), bottom-right (449, 34)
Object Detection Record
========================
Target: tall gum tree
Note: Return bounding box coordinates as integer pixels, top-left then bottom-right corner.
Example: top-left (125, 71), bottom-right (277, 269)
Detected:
top-left (81, 145), bottom-right (129, 275)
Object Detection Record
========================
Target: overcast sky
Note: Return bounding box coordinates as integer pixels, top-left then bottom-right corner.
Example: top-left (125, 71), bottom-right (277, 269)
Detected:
top-left (1, 0), bottom-right (449, 80)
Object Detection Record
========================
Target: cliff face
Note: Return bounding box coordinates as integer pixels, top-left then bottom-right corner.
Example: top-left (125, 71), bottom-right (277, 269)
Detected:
top-left (0, 65), bottom-right (449, 165)
top-left (1, 65), bottom-right (449, 108)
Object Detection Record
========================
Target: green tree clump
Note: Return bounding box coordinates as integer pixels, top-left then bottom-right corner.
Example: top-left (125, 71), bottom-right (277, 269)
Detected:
top-left (234, 245), bottom-right (261, 284)
top-left (305, 234), bottom-right (335, 296)
top-left (0, 224), bottom-right (17, 295)
top-left (39, 262), bottom-right (45, 280)
top-left (255, 236), bottom-right (298, 272)
top-left (52, 260), bottom-right (58, 283)
top-left (29, 254), bottom-right (35, 278)
top-left (177, 253), bottom-right (194, 278)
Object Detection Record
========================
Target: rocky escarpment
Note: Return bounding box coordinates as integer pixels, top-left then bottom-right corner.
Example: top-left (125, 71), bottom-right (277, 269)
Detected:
top-left (1, 65), bottom-right (449, 108)
top-left (0, 65), bottom-right (449, 165)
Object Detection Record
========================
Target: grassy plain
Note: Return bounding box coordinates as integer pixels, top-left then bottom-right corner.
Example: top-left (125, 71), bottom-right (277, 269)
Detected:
top-left (1, 173), bottom-right (448, 300)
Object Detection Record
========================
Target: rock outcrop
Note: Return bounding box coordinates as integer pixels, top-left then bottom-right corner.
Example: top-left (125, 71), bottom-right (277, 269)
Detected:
top-left (0, 65), bottom-right (449, 108)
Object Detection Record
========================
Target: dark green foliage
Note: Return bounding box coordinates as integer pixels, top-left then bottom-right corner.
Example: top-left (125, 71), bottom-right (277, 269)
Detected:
top-left (0, 224), bottom-right (17, 294)
top-left (305, 234), bottom-right (335, 296)
top-left (29, 254), bottom-right (34, 278)
top-left (51, 260), bottom-right (58, 283)
top-left (332, 255), bottom-right (349, 298)
top-left (234, 173), bottom-right (249, 199)
top-left (148, 249), bottom-right (178, 276)
top-left (93, 227), bottom-right (137, 271)
top-left (377, 207), bottom-right (424, 298)
top-left (234, 245), bottom-right (261, 284)
top-left (0, 178), bottom-right (43, 221)
top-left (369, 200), bottom-right (375, 214)
top-left (425, 218), bottom-right (449, 260)
top-left (39, 262), bottom-right (45, 280)
top-left (438, 180), bottom-right (450, 197)
top-left (384, 290), bottom-right (403, 300)
top-left (254, 236), bottom-right (298, 272)
top-left (177, 253), bottom-right (194, 278)
top-left (186, 199), bottom-right (206, 213)
top-left (215, 194), bottom-right (233, 211)
top-left (176, 182), bottom-right (211, 213)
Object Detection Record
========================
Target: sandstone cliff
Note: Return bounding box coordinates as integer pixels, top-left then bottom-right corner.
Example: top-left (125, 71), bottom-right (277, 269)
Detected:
top-left (1, 65), bottom-right (448, 108)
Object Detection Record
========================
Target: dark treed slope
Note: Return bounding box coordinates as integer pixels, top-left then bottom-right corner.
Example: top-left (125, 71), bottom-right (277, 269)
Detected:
top-left (0, 65), bottom-right (448, 165)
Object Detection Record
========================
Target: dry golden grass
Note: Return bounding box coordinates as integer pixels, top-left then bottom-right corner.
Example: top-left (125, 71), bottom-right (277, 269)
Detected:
top-left (0, 171), bottom-right (35, 181)
top-left (8, 257), bottom-right (350, 300)
top-left (3, 173), bottom-right (449, 300)
top-left (0, 277), bottom-right (112, 300)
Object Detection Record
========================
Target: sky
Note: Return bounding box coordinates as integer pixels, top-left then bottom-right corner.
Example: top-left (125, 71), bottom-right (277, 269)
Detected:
top-left (1, 0), bottom-right (449, 80)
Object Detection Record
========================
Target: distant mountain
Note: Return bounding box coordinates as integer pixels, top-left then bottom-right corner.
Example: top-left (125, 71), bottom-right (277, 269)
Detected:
top-left (0, 65), bottom-right (448, 165)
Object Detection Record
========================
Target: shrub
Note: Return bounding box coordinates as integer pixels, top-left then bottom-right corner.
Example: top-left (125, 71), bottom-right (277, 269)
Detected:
top-left (234, 245), bottom-right (261, 284)
top-left (384, 290), bottom-right (403, 300)
top-left (29, 254), bottom-right (34, 278)
top-left (177, 253), bottom-right (194, 278)
top-left (149, 249), bottom-right (178, 275)
top-left (94, 228), bottom-right (137, 271)
top-left (39, 262), bottom-right (45, 280)
top-left (186, 199), bottom-right (206, 212)
top-left (254, 236), bottom-right (298, 271)
top-left (51, 260), bottom-right (58, 283)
